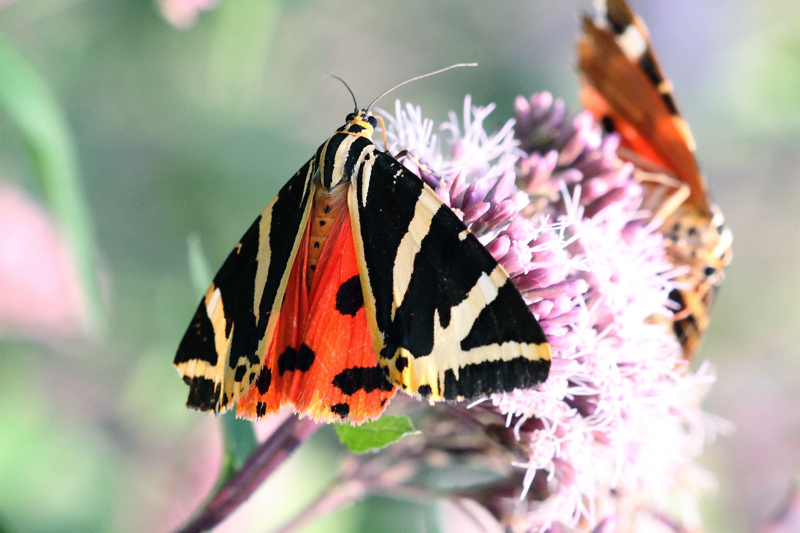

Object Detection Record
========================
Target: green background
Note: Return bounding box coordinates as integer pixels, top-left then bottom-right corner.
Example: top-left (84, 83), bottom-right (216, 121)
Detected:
top-left (0, 0), bottom-right (798, 531)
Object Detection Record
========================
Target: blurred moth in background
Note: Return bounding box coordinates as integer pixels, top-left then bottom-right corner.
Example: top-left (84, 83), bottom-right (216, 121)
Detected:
top-left (578, 0), bottom-right (732, 360)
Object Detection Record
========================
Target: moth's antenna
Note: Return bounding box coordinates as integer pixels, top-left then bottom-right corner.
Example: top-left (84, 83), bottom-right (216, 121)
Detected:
top-left (365, 63), bottom-right (478, 112)
top-left (329, 73), bottom-right (359, 113)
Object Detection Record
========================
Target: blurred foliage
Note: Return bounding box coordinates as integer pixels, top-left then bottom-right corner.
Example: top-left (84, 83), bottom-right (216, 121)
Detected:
top-left (0, 31), bottom-right (103, 333)
top-left (186, 232), bottom-right (258, 488)
top-left (0, 0), bottom-right (797, 532)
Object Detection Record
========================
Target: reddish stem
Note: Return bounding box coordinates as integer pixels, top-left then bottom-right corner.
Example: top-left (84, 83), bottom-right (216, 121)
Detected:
top-left (176, 416), bottom-right (320, 533)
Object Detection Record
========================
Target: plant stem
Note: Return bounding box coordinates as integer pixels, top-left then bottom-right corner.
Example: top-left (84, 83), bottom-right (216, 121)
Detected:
top-left (176, 416), bottom-right (319, 533)
top-left (274, 475), bottom-right (367, 533)
top-left (273, 450), bottom-right (422, 533)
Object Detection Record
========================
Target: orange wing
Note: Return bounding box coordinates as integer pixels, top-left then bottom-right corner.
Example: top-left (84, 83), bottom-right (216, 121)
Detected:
top-left (237, 207), bottom-right (396, 424)
top-left (577, 0), bottom-right (732, 360)
top-left (577, 2), bottom-right (710, 216)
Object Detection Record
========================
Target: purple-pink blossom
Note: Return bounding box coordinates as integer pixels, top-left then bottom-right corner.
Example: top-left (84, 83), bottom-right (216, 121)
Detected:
top-left (378, 93), bottom-right (721, 532)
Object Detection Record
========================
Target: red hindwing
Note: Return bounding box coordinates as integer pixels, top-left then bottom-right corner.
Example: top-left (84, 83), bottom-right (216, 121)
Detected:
top-left (237, 208), bottom-right (396, 423)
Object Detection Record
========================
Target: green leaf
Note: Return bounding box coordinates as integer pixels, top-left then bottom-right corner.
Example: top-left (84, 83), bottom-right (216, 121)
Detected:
top-left (335, 416), bottom-right (418, 454)
top-left (0, 32), bottom-right (104, 334)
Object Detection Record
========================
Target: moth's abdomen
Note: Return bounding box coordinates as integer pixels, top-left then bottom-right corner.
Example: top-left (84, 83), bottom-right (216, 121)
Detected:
top-left (307, 183), bottom-right (349, 288)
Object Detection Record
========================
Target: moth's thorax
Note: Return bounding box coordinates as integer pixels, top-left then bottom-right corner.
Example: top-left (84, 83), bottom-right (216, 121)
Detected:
top-left (318, 117), bottom-right (377, 190)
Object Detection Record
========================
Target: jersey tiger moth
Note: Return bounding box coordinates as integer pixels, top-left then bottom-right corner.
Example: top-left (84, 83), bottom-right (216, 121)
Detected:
top-left (174, 81), bottom-right (551, 424)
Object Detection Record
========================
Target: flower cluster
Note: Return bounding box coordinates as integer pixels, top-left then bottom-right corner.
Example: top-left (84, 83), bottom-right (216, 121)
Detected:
top-left (380, 94), bottom-right (718, 532)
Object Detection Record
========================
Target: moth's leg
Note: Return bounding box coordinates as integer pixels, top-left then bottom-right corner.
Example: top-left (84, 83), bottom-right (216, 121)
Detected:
top-left (635, 170), bottom-right (690, 231)
top-left (393, 150), bottom-right (447, 190)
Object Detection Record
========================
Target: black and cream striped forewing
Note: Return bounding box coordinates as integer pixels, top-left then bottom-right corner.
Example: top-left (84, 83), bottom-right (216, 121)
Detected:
top-left (348, 151), bottom-right (551, 402)
top-left (174, 160), bottom-right (315, 413)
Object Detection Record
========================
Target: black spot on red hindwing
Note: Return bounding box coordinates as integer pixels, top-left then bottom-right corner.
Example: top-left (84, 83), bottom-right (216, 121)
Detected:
top-left (332, 367), bottom-right (394, 395)
top-left (256, 402), bottom-right (267, 417)
top-left (278, 346), bottom-right (298, 375)
top-left (418, 384), bottom-right (432, 398)
top-left (331, 403), bottom-right (350, 418)
top-left (335, 275), bottom-right (364, 316)
top-left (296, 344), bottom-right (315, 372)
top-left (256, 367), bottom-right (272, 394)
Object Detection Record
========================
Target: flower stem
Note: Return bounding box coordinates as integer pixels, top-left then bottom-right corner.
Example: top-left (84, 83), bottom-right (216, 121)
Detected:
top-left (176, 416), bottom-right (319, 533)
top-left (273, 475), bottom-right (367, 533)
top-left (273, 452), bottom-right (419, 533)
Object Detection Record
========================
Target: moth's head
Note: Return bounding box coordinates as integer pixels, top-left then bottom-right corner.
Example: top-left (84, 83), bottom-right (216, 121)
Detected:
top-left (341, 110), bottom-right (378, 136)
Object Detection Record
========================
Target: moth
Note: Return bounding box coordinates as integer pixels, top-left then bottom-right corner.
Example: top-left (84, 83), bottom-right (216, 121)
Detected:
top-left (174, 74), bottom-right (551, 424)
top-left (578, 0), bottom-right (732, 359)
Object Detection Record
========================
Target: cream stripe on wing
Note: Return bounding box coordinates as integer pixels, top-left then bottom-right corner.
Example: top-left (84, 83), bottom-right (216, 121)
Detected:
top-left (401, 265), bottom-right (510, 398)
top-left (253, 164), bottom-right (314, 321)
top-left (358, 152), bottom-right (376, 208)
top-left (392, 189), bottom-right (443, 316)
top-left (348, 149), bottom-right (387, 360)
top-left (617, 23), bottom-right (647, 60)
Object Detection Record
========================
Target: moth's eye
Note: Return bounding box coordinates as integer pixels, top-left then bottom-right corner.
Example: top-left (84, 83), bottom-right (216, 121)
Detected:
top-left (345, 113), bottom-right (356, 122)
top-left (368, 116), bottom-right (378, 128)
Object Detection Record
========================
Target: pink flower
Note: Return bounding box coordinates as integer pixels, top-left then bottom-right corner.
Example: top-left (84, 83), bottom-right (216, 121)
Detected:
top-left (0, 184), bottom-right (86, 340)
top-left (378, 94), bottom-right (722, 532)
